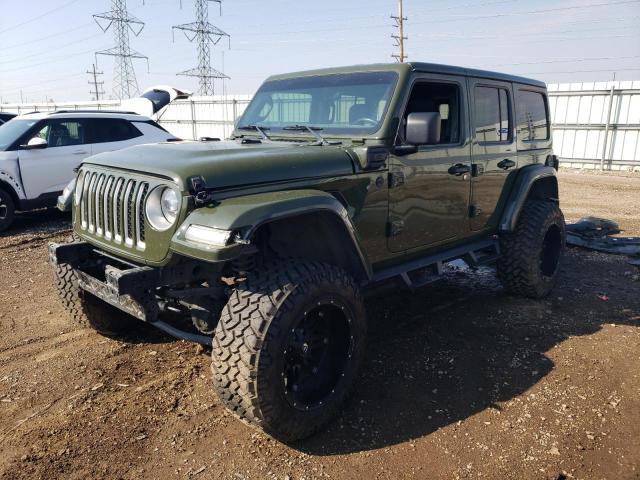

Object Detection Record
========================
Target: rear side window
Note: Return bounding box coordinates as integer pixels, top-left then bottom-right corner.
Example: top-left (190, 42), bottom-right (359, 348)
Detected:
top-left (474, 86), bottom-right (511, 143)
top-left (91, 119), bottom-right (143, 143)
top-left (516, 90), bottom-right (549, 141)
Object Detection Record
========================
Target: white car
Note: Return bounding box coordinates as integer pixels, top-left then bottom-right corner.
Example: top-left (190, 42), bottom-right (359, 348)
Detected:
top-left (0, 86), bottom-right (190, 231)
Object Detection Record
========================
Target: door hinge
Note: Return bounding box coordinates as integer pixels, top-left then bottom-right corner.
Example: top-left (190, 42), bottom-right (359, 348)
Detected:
top-left (388, 171), bottom-right (405, 189)
top-left (472, 164), bottom-right (484, 177)
top-left (469, 204), bottom-right (482, 218)
top-left (387, 219), bottom-right (404, 236)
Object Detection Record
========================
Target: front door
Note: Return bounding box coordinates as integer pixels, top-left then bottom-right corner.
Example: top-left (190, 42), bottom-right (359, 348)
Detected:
top-left (18, 119), bottom-right (91, 198)
top-left (468, 79), bottom-right (518, 231)
top-left (388, 75), bottom-right (472, 253)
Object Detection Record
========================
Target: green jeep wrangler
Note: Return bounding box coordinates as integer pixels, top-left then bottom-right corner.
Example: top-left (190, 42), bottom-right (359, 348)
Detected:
top-left (50, 63), bottom-right (565, 442)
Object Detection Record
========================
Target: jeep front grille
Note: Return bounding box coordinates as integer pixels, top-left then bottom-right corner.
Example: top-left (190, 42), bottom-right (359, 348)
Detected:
top-left (78, 171), bottom-right (149, 250)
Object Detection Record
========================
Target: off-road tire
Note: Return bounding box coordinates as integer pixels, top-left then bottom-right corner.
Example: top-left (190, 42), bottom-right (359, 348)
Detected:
top-left (0, 187), bottom-right (16, 233)
top-left (497, 200), bottom-right (565, 298)
top-left (211, 260), bottom-right (367, 442)
top-left (53, 256), bottom-right (134, 337)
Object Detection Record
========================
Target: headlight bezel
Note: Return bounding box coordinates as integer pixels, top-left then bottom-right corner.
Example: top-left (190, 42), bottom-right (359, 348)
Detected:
top-left (145, 186), bottom-right (181, 231)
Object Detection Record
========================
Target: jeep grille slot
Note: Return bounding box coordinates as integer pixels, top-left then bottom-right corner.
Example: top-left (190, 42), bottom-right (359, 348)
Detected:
top-left (78, 170), bottom-right (149, 250)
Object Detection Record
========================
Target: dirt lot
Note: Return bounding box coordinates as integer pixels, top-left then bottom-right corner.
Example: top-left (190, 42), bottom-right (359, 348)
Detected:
top-left (0, 170), bottom-right (639, 480)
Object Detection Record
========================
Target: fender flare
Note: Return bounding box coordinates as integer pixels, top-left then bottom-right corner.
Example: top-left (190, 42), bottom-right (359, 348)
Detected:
top-left (499, 165), bottom-right (558, 232)
top-left (171, 189), bottom-right (372, 279)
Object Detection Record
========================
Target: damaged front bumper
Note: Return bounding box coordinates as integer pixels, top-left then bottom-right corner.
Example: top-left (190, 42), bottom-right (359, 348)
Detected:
top-left (48, 241), bottom-right (223, 344)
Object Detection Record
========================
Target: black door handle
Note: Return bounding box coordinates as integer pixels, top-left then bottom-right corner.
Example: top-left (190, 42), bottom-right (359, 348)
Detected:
top-left (448, 164), bottom-right (471, 176)
top-left (497, 159), bottom-right (516, 170)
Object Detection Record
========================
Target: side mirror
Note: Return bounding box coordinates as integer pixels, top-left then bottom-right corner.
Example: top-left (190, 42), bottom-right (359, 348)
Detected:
top-left (23, 137), bottom-right (48, 150)
top-left (406, 112), bottom-right (441, 146)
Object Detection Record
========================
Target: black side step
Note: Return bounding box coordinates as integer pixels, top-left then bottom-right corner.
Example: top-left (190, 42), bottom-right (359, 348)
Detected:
top-left (369, 237), bottom-right (500, 290)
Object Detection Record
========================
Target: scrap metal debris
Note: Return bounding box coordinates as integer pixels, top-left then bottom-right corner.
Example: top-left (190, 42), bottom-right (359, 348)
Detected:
top-left (566, 217), bottom-right (640, 258)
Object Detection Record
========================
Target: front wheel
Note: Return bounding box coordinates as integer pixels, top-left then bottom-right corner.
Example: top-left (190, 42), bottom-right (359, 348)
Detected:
top-left (211, 260), bottom-right (367, 442)
top-left (0, 187), bottom-right (16, 232)
top-left (497, 200), bottom-right (566, 298)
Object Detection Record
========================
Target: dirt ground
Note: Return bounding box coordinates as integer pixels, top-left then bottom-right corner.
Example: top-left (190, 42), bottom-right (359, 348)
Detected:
top-left (0, 170), bottom-right (639, 480)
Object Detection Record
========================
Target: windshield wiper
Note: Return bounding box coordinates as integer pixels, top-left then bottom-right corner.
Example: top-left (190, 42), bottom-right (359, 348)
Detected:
top-left (237, 125), bottom-right (270, 140)
top-left (282, 125), bottom-right (340, 145)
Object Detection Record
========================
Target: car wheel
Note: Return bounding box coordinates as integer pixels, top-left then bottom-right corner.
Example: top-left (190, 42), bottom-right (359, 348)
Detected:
top-left (211, 259), bottom-right (367, 442)
top-left (497, 200), bottom-right (566, 298)
top-left (0, 187), bottom-right (16, 232)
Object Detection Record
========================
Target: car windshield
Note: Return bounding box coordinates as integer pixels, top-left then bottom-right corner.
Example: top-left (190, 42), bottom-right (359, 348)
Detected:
top-left (0, 119), bottom-right (38, 150)
top-left (237, 71), bottom-right (399, 136)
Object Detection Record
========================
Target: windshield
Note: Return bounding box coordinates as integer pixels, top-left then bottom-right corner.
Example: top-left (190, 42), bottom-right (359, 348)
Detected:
top-left (237, 71), bottom-right (399, 136)
top-left (0, 119), bottom-right (38, 151)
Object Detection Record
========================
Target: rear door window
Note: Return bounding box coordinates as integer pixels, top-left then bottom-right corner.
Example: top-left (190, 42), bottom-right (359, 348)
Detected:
top-left (474, 86), bottom-right (511, 143)
top-left (91, 119), bottom-right (143, 143)
top-left (516, 90), bottom-right (549, 141)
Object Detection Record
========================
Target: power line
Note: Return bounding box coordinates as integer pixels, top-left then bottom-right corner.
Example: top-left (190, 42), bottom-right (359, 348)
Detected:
top-left (0, 0), bottom-right (83, 35)
top-left (94, 0), bottom-right (149, 100)
top-left (391, 0), bottom-right (407, 63)
top-left (172, 0), bottom-right (230, 96)
top-left (87, 64), bottom-right (106, 101)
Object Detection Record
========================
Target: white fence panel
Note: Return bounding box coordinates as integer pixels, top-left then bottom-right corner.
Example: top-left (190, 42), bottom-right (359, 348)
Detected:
top-left (2, 85), bottom-right (639, 170)
top-left (548, 81), bottom-right (640, 170)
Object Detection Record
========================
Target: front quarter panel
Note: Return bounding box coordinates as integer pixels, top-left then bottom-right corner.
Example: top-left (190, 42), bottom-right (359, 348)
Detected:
top-left (170, 190), bottom-right (368, 267)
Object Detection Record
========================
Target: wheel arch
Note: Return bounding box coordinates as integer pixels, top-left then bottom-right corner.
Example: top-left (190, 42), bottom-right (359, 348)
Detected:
top-left (499, 165), bottom-right (559, 233)
top-left (171, 189), bottom-right (372, 282)
top-left (0, 178), bottom-right (20, 206)
top-left (249, 208), bottom-right (371, 282)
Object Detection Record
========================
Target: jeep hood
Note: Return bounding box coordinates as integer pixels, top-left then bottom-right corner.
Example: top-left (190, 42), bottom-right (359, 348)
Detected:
top-left (82, 140), bottom-right (355, 190)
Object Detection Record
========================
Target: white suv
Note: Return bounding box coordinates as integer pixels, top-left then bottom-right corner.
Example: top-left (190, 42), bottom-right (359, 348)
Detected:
top-left (0, 87), bottom-right (189, 231)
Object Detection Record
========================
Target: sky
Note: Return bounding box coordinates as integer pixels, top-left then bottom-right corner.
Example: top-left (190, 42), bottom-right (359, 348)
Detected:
top-left (0, 0), bottom-right (639, 103)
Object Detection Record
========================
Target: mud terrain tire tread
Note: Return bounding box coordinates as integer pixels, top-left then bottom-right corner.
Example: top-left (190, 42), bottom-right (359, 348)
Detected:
top-left (497, 200), bottom-right (565, 298)
top-left (211, 259), bottom-right (366, 442)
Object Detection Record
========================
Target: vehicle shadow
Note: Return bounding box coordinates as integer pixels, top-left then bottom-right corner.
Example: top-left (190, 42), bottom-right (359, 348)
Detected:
top-left (0, 208), bottom-right (70, 239)
top-left (296, 249), bottom-right (640, 455)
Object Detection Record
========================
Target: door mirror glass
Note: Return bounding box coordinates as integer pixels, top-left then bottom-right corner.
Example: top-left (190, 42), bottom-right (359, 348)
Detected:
top-left (406, 112), bottom-right (441, 145)
top-left (24, 137), bottom-right (48, 150)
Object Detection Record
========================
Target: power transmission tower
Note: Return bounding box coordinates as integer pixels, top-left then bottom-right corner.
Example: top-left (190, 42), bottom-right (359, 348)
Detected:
top-left (93, 0), bottom-right (149, 100)
top-left (391, 0), bottom-right (407, 63)
top-left (172, 0), bottom-right (230, 96)
top-left (87, 64), bottom-right (106, 101)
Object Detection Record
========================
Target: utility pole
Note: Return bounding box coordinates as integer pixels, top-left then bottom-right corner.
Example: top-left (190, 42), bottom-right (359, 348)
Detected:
top-left (94, 0), bottom-right (149, 100)
top-left (87, 64), bottom-right (106, 101)
top-left (173, 0), bottom-right (230, 96)
top-left (391, 0), bottom-right (407, 63)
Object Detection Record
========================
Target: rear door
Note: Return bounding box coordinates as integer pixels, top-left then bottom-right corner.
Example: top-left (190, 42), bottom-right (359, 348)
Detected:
top-left (18, 118), bottom-right (91, 198)
top-left (88, 118), bottom-right (145, 156)
top-left (468, 78), bottom-right (517, 231)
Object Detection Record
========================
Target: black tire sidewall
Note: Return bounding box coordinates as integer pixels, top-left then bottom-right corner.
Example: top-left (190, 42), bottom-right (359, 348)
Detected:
top-left (530, 208), bottom-right (565, 295)
top-left (258, 279), bottom-right (366, 439)
top-left (0, 187), bottom-right (16, 232)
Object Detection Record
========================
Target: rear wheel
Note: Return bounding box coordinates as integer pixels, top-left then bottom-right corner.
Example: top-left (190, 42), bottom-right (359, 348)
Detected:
top-left (0, 187), bottom-right (16, 232)
top-left (211, 260), bottom-right (366, 442)
top-left (497, 200), bottom-right (565, 298)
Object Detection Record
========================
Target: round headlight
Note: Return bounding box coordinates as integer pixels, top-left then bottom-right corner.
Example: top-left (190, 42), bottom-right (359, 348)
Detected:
top-left (146, 186), bottom-right (180, 231)
top-left (160, 188), bottom-right (179, 223)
